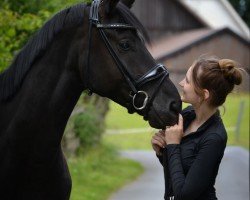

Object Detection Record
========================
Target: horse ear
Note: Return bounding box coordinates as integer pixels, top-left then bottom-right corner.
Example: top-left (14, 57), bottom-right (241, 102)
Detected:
top-left (120, 0), bottom-right (135, 8)
top-left (100, 0), bottom-right (120, 15)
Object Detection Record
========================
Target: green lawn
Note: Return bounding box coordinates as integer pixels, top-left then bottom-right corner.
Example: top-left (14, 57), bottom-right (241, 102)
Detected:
top-left (221, 93), bottom-right (249, 148)
top-left (105, 102), bottom-right (148, 129)
top-left (68, 143), bottom-right (143, 200)
top-left (104, 93), bottom-right (249, 150)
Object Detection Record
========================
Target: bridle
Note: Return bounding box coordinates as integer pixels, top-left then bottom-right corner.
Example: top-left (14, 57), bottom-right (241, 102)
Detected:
top-left (85, 0), bottom-right (169, 115)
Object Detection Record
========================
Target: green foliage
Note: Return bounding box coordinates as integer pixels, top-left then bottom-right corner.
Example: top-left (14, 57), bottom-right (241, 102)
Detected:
top-left (74, 106), bottom-right (104, 149)
top-left (0, 1), bottom-right (53, 73)
top-left (0, 0), bottom-right (91, 73)
top-left (0, 8), bottom-right (51, 72)
top-left (63, 93), bottom-right (109, 155)
top-left (229, 0), bottom-right (250, 27)
top-left (0, 0), bottom-right (60, 14)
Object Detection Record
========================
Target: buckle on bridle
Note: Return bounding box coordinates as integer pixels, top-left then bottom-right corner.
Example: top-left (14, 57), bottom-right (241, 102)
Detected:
top-left (132, 91), bottom-right (149, 110)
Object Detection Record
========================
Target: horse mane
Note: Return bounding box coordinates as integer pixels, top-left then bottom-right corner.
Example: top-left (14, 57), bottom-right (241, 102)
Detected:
top-left (0, 2), bottom-right (149, 102)
top-left (117, 3), bottom-right (150, 43)
top-left (0, 3), bottom-right (87, 102)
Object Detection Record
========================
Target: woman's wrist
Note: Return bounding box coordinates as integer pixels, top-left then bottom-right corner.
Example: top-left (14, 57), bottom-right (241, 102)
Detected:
top-left (166, 141), bottom-right (180, 145)
top-left (167, 142), bottom-right (180, 145)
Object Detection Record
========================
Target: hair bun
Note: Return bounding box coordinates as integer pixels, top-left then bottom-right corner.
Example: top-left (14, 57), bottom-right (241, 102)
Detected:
top-left (218, 59), bottom-right (242, 85)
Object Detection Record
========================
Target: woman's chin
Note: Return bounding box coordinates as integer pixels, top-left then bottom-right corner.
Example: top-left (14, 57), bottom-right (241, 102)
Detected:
top-left (180, 97), bottom-right (186, 103)
top-left (181, 97), bottom-right (189, 104)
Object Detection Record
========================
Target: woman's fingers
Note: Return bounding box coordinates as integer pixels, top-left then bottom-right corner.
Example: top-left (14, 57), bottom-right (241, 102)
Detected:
top-left (152, 135), bottom-right (165, 148)
top-left (163, 115), bottom-right (184, 145)
top-left (151, 138), bottom-right (161, 148)
top-left (178, 114), bottom-right (183, 127)
top-left (155, 133), bottom-right (166, 145)
top-left (156, 132), bottom-right (165, 140)
top-left (159, 129), bottom-right (165, 135)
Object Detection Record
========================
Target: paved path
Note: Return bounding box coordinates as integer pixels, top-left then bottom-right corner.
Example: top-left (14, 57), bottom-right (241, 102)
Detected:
top-left (108, 146), bottom-right (249, 200)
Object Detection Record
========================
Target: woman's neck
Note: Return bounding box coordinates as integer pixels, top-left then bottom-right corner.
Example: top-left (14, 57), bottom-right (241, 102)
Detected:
top-left (192, 103), bottom-right (217, 126)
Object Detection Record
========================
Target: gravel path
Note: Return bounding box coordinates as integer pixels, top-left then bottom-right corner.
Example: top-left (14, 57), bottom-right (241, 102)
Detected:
top-left (108, 146), bottom-right (249, 200)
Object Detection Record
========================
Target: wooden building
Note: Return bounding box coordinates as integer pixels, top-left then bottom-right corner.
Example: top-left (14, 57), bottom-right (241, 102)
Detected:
top-left (132, 0), bottom-right (207, 40)
top-left (131, 0), bottom-right (250, 91)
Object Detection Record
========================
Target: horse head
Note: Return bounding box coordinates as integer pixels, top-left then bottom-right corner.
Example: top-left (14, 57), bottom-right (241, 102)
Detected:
top-left (80, 0), bottom-right (181, 129)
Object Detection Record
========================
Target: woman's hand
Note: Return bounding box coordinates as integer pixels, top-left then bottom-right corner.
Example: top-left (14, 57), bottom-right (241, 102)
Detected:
top-left (165, 114), bottom-right (184, 145)
top-left (151, 130), bottom-right (166, 156)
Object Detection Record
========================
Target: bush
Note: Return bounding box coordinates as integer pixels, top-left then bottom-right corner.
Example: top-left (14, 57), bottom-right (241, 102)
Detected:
top-left (0, 7), bottom-right (50, 72)
top-left (63, 93), bottom-right (109, 156)
top-left (74, 106), bottom-right (104, 150)
top-left (0, 0), bottom-right (90, 73)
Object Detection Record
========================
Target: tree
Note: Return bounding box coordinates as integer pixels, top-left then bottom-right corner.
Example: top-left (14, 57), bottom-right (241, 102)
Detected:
top-left (0, 8), bottom-right (50, 72)
top-left (229, 0), bottom-right (250, 27)
top-left (0, 0), bottom-right (89, 72)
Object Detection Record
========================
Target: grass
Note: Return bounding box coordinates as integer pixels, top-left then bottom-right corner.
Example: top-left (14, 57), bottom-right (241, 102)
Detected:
top-left (105, 103), bottom-right (148, 129)
top-left (104, 132), bottom-right (154, 150)
top-left (104, 93), bottom-right (249, 150)
top-left (68, 143), bottom-right (143, 200)
top-left (221, 93), bottom-right (249, 148)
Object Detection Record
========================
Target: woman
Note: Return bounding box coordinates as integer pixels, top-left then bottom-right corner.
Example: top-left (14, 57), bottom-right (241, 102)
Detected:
top-left (151, 57), bottom-right (243, 200)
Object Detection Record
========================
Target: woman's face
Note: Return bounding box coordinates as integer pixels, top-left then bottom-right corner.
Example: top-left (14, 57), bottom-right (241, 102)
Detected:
top-left (179, 66), bottom-right (201, 105)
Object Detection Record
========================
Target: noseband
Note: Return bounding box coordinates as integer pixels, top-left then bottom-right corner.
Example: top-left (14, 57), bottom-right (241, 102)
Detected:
top-left (85, 0), bottom-right (169, 115)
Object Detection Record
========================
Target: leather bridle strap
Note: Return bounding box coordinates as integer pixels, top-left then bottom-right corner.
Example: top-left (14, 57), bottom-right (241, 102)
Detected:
top-left (98, 28), bottom-right (138, 94)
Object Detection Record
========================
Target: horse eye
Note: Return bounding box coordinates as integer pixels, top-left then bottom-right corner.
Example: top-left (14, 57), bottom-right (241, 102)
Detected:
top-left (119, 41), bottom-right (131, 51)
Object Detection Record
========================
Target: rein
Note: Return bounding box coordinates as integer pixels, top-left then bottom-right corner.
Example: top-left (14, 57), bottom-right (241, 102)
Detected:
top-left (85, 0), bottom-right (169, 115)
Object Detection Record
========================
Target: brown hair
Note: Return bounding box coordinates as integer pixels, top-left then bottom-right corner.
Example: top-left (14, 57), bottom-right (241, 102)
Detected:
top-left (191, 57), bottom-right (243, 107)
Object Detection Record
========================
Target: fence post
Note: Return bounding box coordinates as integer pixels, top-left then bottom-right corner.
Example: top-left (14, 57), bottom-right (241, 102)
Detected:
top-left (235, 100), bottom-right (245, 142)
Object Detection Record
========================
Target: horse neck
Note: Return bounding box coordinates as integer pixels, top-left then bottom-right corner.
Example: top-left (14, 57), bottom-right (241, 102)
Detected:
top-left (1, 31), bottom-right (84, 136)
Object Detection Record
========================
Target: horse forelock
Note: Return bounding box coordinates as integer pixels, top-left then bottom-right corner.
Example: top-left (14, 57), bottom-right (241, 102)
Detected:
top-left (117, 2), bottom-right (150, 44)
top-left (0, 3), bottom-right (87, 102)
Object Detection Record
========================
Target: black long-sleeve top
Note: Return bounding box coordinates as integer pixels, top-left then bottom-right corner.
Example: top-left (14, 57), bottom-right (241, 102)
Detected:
top-left (157, 106), bottom-right (227, 200)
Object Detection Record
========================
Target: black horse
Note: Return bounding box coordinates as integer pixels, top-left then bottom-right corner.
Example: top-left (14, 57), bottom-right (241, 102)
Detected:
top-left (0, 0), bottom-right (181, 199)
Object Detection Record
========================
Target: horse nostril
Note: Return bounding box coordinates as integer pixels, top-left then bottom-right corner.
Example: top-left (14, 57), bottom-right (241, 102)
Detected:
top-left (170, 100), bottom-right (181, 114)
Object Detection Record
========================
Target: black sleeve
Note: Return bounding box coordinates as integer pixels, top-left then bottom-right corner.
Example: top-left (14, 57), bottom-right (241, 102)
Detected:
top-left (156, 153), bottom-right (163, 165)
top-left (164, 133), bottom-right (225, 200)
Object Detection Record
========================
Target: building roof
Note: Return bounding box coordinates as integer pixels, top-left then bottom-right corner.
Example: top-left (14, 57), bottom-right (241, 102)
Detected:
top-left (179, 0), bottom-right (250, 39)
top-left (148, 28), bottom-right (212, 59)
top-left (148, 27), bottom-right (250, 61)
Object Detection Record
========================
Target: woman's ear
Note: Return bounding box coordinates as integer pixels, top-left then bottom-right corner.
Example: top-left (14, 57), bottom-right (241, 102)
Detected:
top-left (203, 89), bottom-right (210, 101)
